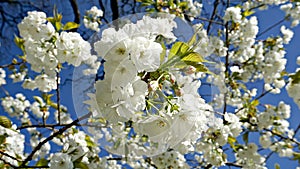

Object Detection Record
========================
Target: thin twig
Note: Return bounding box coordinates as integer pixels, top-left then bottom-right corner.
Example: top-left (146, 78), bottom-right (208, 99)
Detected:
top-left (110, 0), bottom-right (119, 29)
top-left (20, 111), bottom-right (92, 167)
top-left (225, 162), bottom-right (242, 168)
top-left (207, 0), bottom-right (220, 34)
top-left (257, 16), bottom-right (289, 38)
top-left (265, 128), bottom-right (300, 145)
top-left (0, 61), bottom-right (25, 68)
top-left (69, 0), bottom-right (80, 32)
top-left (222, 0), bottom-right (230, 117)
top-left (17, 122), bottom-right (107, 130)
top-left (98, 0), bottom-right (109, 23)
top-left (0, 151), bottom-right (21, 162)
top-left (0, 157), bottom-right (18, 169)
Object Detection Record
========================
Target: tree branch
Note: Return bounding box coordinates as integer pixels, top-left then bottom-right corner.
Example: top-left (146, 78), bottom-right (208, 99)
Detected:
top-left (69, 0), bottom-right (80, 31)
top-left (257, 16), bottom-right (289, 38)
top-left (207, 0), bottom-right (220, 34)
top-left (98, 0), bottom-right (109, 23)
top-left (20, 111), bottom-right (92, 167)
top-left (110, 0), bottom-right (119, 29)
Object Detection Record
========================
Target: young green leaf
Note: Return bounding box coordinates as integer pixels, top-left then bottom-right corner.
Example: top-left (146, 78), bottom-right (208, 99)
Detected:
top-left (168, 42), bottom-right (190, 59)
top-left (36, 158), bottom-right (49, 167)
top-left (181, 52), bottom-right (204, 63)
top-left (187, 32), bottom-right (197, 47)
top-left (14, 35), bottom-right (25, 51)
top-left (74, 162), bottom-right (89, 169)
top-left (0, 116), bottom-right (12, 128)
top-left (242, 131), bottom-right (249, 145)
top-left (63, 22), bottom-right (80, 31)
top-left (275, 163), bottom-right (280, 169)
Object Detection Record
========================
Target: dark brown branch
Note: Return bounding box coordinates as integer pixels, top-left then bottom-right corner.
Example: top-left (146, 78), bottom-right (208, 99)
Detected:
top-left (20, 111), bottom-right (92, 167)
top-left (0, 151), bottom-right (21, 162)
top-left (0, 61), bottom-right (25, 68)
top-left (257, 16), bottom-right (289, 38)
top-left (110, 0), bottom-right (119, 29)
top-left (17, 122), bottom-right (107, 130)
top-left (69, 0), bottom-right (80, 31)
top-left (16, 165), bottom-right (49, 168)
top-left (0, 157), bottom-right (18, 169)
top-left (207, 0), bottom-right (220, 34)
top-left (98, 0), bottom-right (109, 23)
top-left (222, 0), bottom-right (230, 117)
top-left (265, 128), bottom-right (300, 145)
top-left (225, 162), bottom-right (242, 168)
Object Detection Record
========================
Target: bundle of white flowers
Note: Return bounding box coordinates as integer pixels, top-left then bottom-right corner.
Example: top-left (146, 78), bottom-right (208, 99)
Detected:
top-left (0, 125), bottom-right (25, 166)
top-left (17, 11), bottom-right (100, 92)
top-left (85, 14), bottom-right (217, 156)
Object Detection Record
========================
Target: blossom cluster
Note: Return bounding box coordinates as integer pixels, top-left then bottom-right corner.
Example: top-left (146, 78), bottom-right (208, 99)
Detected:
top-left (0, 125), bottom-right (25, 167)
top-left (83, 14), bottom-right (217, 157)
top-left (17, 11), bottom-right (100, 92)
top-left (83, 6), bottom-right (103, 32)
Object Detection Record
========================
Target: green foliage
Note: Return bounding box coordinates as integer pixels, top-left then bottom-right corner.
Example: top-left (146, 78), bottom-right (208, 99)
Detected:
top-left (14, 35), bottom-right (25, 51)
top-left (0, 116), bottom-right (12, 128)
top-left (168, 42), bottom-right (190, 59)
top-left (293, 152), bottom-right (300, 163)
top-left (228, 136), bottom-right (237, 151)
top-left (35, 158), bottom-right (49, 167)
top-left (85, 135), bottom-right (96, 148)
top-left (182, 52), bottom-right (205, 63)
top-left (0, 135), bottom-right (6, 145)
top-left (73, 161), bottom-right (89, 169)
top-left (242, 131), bottom-right (249, 145)
top-left (289, 70), bottom-right (300, 84)
top-left (63, 22), bottom-right (80, 31)
top-left (242, 10), bottom-right (255, 18)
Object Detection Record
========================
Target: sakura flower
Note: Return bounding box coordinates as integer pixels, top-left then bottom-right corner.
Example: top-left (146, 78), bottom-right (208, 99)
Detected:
top-left (50, 153), bottom-right (73, 169)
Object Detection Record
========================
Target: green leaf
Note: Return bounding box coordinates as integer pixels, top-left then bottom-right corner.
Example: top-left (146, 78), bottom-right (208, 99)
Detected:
top-left (113, 138), bottom-right (121, 149)
top-left (155, 35), bottom-right (167, 64)
top-left (293, 152), bottom-right (300, 163)
top-left (182, 52), bottom-right (204, 63)
top-left (168, 0), bottom-right (174, 7)
top-left (178, 1), bottom-right (188, 8)
top-left (187, 32), bottom-right (197, 47)
top-left (33, 96), bottom-right (44, 105)
top-left (189, 62), bottom-right (212, 73)
top-left (251, 100), bottom-right (260, 107)
top-left (141, 135), bottom-right (148, 142)
top-left (290, 70), bottom-right (300, 84)
top-left (0, 116), bottom-right (12, 128)
top-left (168, 42), bottom-right (190, 59)
top-left (47, 17), bottom-right (55, 26)
top-left (275, 163), bottom-right (280, 169)
top-left (55, 21), bottom-right (62, 31)
top-left (243, 10), bottom-right (255, 17)
top-left (0, 135), bottom-right (6, 144)
top-left (85, 135), bottom-right (96, 148)
top-left (228, 136), bottom-right (237, 151)
top-left (63, 22), bottom-right (80, 30)
top-left (74, 161), bottom-right (89, 169)
top-left (36, 158), bottom-right (49, 167)
top-left (14, 35), bottom-right (25, 51)
top-left (242, 131), bottom-right (249, 145)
